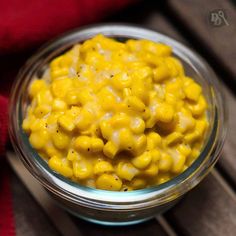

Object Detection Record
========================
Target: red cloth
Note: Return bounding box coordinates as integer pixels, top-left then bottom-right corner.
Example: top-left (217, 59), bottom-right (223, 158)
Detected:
top-left (0, 0), bottom-right (134, 53)
top-left (0, 1), bottom-right (134, 235)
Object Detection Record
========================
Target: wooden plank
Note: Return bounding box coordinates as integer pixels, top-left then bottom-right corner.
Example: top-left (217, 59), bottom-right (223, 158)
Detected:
top-left (166, 0), bottom-right (236, 85)
top-left (8, 152), bottom-right (83, 236)
top-left (11, 172), bottom-right (60, 236)
top-left (71, 218), bottom-right (169, 236)
top-left (165, 171), bottom-right (236, 236)
top-left (217, 86), bottom-right (236, 184)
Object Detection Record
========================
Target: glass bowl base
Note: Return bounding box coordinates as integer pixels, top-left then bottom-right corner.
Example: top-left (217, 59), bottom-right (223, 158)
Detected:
top-left (77, 214), bottom-right (153, 226)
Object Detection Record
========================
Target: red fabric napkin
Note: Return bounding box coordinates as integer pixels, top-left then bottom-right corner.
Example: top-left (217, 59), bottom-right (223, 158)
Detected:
top-left (0, 0), bottom-right (134, 235)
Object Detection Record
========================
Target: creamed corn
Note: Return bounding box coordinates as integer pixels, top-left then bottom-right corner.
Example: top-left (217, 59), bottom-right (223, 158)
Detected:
top-left (23, 35), bottom-right (209, 191)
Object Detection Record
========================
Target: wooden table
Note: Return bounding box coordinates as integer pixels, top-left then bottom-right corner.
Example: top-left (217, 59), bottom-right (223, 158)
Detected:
top-left (8, 1), bottom-right (236, 235)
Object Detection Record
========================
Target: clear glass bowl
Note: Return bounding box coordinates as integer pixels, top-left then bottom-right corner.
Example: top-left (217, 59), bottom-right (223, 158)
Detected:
top-left (9, 24), bottom-right (226, 226)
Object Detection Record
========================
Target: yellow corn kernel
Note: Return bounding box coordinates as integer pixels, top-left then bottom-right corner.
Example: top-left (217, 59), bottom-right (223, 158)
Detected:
top-left (98, 87), bottom-right (117, 110)
top-left (58, 115), bottom-right (75, 132)
top-left (159, 153), bottom-right (173, 172)
top-left (96, 174), bottom-right (122, 191)
top-left (29, 130), bottom-right (49, 149)
top-left (74, 136), bottom-right (91, 152)
top-left (156, 103), bottom-right (174, 123)
top-left (99, 120), bottom-right (113, 140)
top-left (129, 178), bottom-right (146, 190)
top-left (94, 161), bottom-right (114, 175)
top-left (122, 88), bottom-right (132, 97)
top-left (30, 119), bottom-right (48, 132)
top-left (76, 89), bottom-right (94, 105)
top-left (153, 65), bottom-right (170, 82)
top-left (177, 144), bottom-right (191, 157)
top-left (126, 96), bottom-right (145, 112)
top-left (165, 57), bottom-right (183, 77)
top-left (45, 144), bottom-right (62, 158)
top-left (91, 138), bottom-right (104, 152)
top-left (76, 109), bottom-right (93, 131)
top-left (144, 163), bottom-right (159, 177)
top-left (51, 78), bottom-right (72, 98)
top-left (29, 79), bottom-right (47, 97)
top-left (157, 173), bottom-right (171, 184)
top-left (147, 41), bottom-right (171, 56)
top-left (52, 131), bottom-right (70, 149)
top-left (184, 131), bottom-right (200, 143)
top-left (36, 89), bottom-right (53, 105)
top-left (34, 105), bottom-right (51, 118)
top-left (131, 82), bottom-right (147, 103)
top-left (103, 141), bottom-right (118, 159)
top-left (110, 113), bottom-right (130, 128)
top-left (177, 110), bottom-right (196, 133)
top-left (132, 151), bottom-right (152, 169)
top-left (119, 129), bottom-right (134, 150)
top-left (195, 120), bottom-right (207, 136)
top-left (130, 117), bottom-right (145, 134)
top-left (166, 81), bottom-right (185, 99)
top-left (132, 66), bottom-right (153, 80)
top-left (147, 132), bottom-right (162, 149)
top-left (112, 72), bottom-right (132, 90)
top-left (67, 149), bottom-right (80, 161)
top-left (52, 99), bottom-right (68, 111)
top-left (22, 115), bottom-right (36, 133)
top-left (73, 159), bottom-right (92, 179)
top-left (165, 132), bottom-right (183, 146)
top-left (187, 95), bottom-right (207, 116)
top-left (116, 162), bottom-right (139, 181)
top-left (150, 149), bottom-right (161, 162)
top-left (184, 82), bottom-right (202, 102)
top-left (145, 115), bottom-right (157, 128)
top-left (187, 148), bottom-right (200, 165)
top-left (50, 55), bottom-right (63, 68)
top-left (172, 154), bottom-right (186, 174)
top-left (59, 55), bottom-right (73, 67)
top-left (65, 89), bottom-right (80, 105)
top-left (51, 68), bottom-right (69, 79)
top-left (67, 106), bottom-right (81, 117)
top-left (49, 156), bottom-right (73, 177)
top-left (142, 107), bottom-right (151, 120)
top-left (133, 134), bottom-right (147, 155)
top-left (126, 39), bottom-right (140, 51)
top-left (46, 112), bottom-right (63, 126)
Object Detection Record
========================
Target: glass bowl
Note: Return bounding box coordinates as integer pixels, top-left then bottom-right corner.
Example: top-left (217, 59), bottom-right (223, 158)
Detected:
top-left (9, 24), bottom-right (226, 226)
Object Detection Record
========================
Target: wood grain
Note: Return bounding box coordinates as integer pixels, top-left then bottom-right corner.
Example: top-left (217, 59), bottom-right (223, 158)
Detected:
top-left (218, 86), bottom-right (236, 184)
top-left (11, 172), bottom-right (60, 236)
top-left (165, 171), bottom-right (236, 236)
top-left (71, 218), bottom-right (168, 236)
top-left (167, 0), bottom-right (236, 84)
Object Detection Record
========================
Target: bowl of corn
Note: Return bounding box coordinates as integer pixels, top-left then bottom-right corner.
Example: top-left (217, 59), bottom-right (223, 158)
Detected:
top-left (9, 24), bottom-right (226, 225)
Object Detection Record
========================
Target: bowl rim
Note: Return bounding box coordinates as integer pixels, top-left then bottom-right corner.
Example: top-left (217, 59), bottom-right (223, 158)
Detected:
top-left (9, 24), bottom-right (227, 210)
